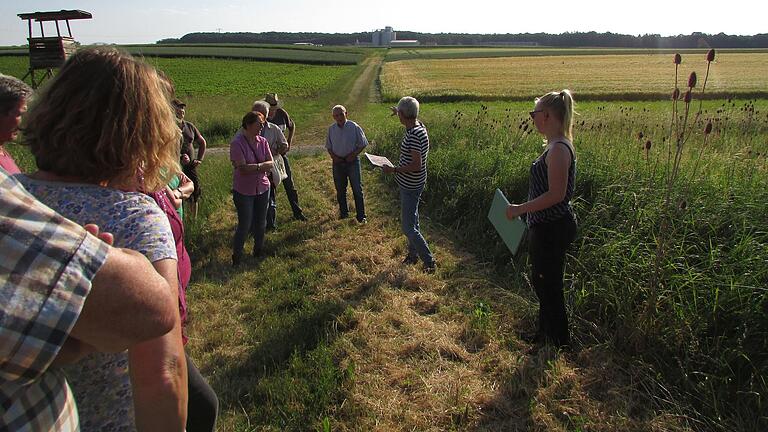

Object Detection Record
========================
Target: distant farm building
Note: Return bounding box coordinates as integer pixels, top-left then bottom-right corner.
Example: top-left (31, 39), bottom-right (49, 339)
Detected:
top-left (371, 26), bottom-right (418, 47)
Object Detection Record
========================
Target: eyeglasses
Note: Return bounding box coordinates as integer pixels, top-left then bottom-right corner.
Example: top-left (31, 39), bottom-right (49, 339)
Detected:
top-left (529, 110), bottom-right (544, 119)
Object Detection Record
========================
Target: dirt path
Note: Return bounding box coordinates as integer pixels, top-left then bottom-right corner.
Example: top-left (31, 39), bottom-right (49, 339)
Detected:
top-left (206, 54), bottom-right (383, 158)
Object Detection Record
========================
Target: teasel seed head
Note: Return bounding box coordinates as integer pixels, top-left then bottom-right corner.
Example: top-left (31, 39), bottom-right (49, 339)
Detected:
top-left (704, 121), bottom-right (713, 135)
top-left (688, 71), bottom-right (697, 88)
top-left (645, 140), bottom-right (652, 150)
top-left (684, 90), bottom-right (692, 103)
top-left (672, 88), bottom-right (680, 100)
top-left (707, 49), bottom-right (715, 62)
top-left (674, 53), bottom-right (682, 65)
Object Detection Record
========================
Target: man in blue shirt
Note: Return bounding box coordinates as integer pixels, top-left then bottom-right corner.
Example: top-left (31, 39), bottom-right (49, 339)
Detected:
top-left (325, 105), bottom-right (368, 223)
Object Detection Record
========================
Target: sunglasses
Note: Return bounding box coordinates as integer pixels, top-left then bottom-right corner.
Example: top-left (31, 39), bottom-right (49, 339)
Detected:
top-left (529, 110), bottom-right (544, 119)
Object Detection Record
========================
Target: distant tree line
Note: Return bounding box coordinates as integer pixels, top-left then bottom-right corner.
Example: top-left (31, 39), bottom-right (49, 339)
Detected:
top-left (158, 31), bottom-right (768, 48)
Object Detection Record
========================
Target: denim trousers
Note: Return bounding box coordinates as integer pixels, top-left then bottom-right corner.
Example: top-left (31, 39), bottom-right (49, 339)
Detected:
top-left (400, 185), bottom-right (434, 264)
top-left (528, 214), bottom-right (577, 347)
top-left (332, 158), bottom-right (365, 221)
top-left (267, 155), bottom-right (304, 228)
top-left (232, 189), bottom-right (270, 258)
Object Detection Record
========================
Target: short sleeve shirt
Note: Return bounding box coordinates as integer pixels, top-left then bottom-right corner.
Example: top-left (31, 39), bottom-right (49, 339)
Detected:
top-left (1, 169), bottom-right (109, 431)
top-left (230, 132), bottom-right (271, 196)
top-left (395, 122), bottom-right (429, 190)
top-left (15, 174), bottom-right (177, 432)
top-left (180, 120), bottom-right (202, 162)
top-left (325, 120), bottom-right (368, 158)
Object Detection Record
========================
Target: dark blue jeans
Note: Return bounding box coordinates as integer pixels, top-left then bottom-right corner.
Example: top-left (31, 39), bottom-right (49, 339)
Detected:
top-left (332, 158), bottom-right (366, 221)
top-left (400, 186), bottom-right (434, 264)
top-left (232, 189), bottom-right (270, 259)
top-left (528, 214), bottom-right (577, 347)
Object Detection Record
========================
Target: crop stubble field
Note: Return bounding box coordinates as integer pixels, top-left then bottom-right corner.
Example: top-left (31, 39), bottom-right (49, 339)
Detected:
top-left (380, 51), bottom-right (768, 101)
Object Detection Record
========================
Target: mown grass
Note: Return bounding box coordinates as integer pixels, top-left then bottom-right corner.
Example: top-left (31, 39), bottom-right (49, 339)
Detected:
top-left (380, 52), bottom-right (768, 102)
top-left (364, 97), bottom-right (768, 430)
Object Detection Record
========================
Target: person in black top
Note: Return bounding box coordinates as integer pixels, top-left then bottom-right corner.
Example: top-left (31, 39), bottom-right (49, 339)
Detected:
top-left (507, 89), bottom-right (577, 349)
top-left (263, 93), bottom-right (307, 221)
top-left (174, 99), bottom-right (207, 219)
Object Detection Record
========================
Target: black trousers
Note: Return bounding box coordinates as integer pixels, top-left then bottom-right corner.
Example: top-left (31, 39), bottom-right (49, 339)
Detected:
top-left (186, 353), bottom-right (219, 432)
top-left (281, 155), bottom-right (304, 218)
top-left (528, 215), bottom-right (577, 347)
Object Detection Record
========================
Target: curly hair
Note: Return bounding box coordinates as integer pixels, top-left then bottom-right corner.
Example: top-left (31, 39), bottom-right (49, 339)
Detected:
top-left (23, 47), bottom-right (180, 192)
top-left (0, 74), bottom-right (33, 115)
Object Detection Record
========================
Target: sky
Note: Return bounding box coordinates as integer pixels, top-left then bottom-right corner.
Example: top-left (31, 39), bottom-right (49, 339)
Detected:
top-left (1, 0), bottom-right (764, 46)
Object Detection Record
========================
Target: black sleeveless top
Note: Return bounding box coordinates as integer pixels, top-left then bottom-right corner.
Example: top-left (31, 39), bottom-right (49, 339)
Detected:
top-left (527, 141), bottom-right (576, 227)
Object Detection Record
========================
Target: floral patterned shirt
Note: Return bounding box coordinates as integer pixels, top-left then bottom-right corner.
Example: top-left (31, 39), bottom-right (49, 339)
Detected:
top-left (15, 175), bottom-right (176, 432)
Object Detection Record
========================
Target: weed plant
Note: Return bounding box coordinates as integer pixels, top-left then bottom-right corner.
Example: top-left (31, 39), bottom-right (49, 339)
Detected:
top-left (366, 88), bottom-right (768, 429)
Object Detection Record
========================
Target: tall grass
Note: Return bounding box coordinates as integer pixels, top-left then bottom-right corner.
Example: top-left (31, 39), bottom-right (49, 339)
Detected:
top-left (365, 96), bottom-right (768, 429)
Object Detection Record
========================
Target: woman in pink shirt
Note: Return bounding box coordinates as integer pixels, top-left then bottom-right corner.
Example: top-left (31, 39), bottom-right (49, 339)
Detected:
top-left (229, 111), bottom-right (273, 267)
top-left (0, 74), bottom-right (32, 173)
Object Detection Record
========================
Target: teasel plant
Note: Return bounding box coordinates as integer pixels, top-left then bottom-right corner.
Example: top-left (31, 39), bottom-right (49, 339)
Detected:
top-left (666, 50), bottom-right (715, 200)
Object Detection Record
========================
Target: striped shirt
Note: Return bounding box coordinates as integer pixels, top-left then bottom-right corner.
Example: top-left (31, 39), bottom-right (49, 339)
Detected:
top-left (1, 169), bottom-right (109, 431)
top-left (395, 122), bottom-right (429, 190)
top-left (527, 141), bottom-right (576, 227)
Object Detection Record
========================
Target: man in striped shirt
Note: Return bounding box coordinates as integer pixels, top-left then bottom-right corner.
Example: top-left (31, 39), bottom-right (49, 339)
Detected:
top-left (325, 105), bottom-right (368, 223)
top-left (382, 97), bottom-right (436, 272)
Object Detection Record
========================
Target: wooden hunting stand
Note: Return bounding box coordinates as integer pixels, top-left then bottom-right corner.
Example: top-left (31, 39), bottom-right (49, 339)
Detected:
top-left (17, 9), bottom-right (92, 88)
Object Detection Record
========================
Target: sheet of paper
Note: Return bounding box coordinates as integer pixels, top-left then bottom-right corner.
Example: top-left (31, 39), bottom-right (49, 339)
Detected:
top-left (364, 152), bottom-right (394, 168)
top-left (487, 188), bottom-right (527, 255)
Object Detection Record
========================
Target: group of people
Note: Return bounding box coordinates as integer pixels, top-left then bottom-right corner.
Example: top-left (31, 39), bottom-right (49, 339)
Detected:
top-left (2, 44), bottom-right (579, 430)
top-left (1, 48), bottom-right (217, 431)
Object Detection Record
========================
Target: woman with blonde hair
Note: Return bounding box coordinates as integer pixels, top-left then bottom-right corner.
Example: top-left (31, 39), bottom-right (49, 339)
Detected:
top-left (17, 47), bottom-right (188, 430)
top-left (507, 89), bottom-right (578, 350)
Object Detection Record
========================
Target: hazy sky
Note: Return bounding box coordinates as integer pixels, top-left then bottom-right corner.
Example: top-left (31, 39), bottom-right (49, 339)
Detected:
top-left (1, 0), bottom-right (764, 46)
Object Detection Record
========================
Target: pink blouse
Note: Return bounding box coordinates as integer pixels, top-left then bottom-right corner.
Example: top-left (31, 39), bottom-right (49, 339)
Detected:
top-left (229, 132), bottom-right (271, 196)
top-left (0, 152), bottom-right (21, 174)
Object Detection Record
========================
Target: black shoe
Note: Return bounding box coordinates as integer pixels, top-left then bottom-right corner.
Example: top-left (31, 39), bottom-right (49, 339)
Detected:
top-left (423, 261), bottom-right (436, 273)
top-left (519, 331), bottom-right (544, 345)
top-left (266, 225), bottom-right (276, 232)
top-left (357, 217), bottom-right (367, 224)
top-left (402, 254), bottom-right (419, 265)
top-left (232, 254), bottom-right (242, 268)
top-left (294, 213), bottom-right (308, 221)
top-left (252, 248), bottom-right (263, 258)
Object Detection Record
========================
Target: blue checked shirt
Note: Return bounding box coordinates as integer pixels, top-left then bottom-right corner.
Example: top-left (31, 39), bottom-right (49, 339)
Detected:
top-left (1, 169), bottom-right (109, 431)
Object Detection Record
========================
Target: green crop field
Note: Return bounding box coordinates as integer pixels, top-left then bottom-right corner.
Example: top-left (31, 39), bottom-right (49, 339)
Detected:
top-left (125, 44), bottom-right (364, 64)
top-left (0, 55), bottom-right (357, 145)
top-left (381, 51), bottom-right (768, 101)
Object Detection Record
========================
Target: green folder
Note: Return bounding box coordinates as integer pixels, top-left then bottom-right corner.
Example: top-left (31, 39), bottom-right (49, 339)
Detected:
top-left (488, 188), bottom-right (527, 255)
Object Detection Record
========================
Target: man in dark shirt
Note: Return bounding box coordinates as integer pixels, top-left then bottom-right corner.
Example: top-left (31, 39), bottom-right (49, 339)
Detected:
top-left (174, 99), bottom-right (207, 219)
top-left (263, 93), bottom-right (307, 221)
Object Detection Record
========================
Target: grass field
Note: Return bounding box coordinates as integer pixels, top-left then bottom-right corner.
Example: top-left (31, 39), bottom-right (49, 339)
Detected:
top-left (364, 96), bottom-right (768, 430)
top-left (0, 44), bottom-right (365, 64)
top-left (4, 46), bottom-right (768, 430)
top-left (385, 47), bottom-right (768, 61)
top-left (0, 55), bottom-right (358, 145)
top-left (381, 51), bottom-right (768, 101)
top-left (126, 44), bottom-right (364, 65)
